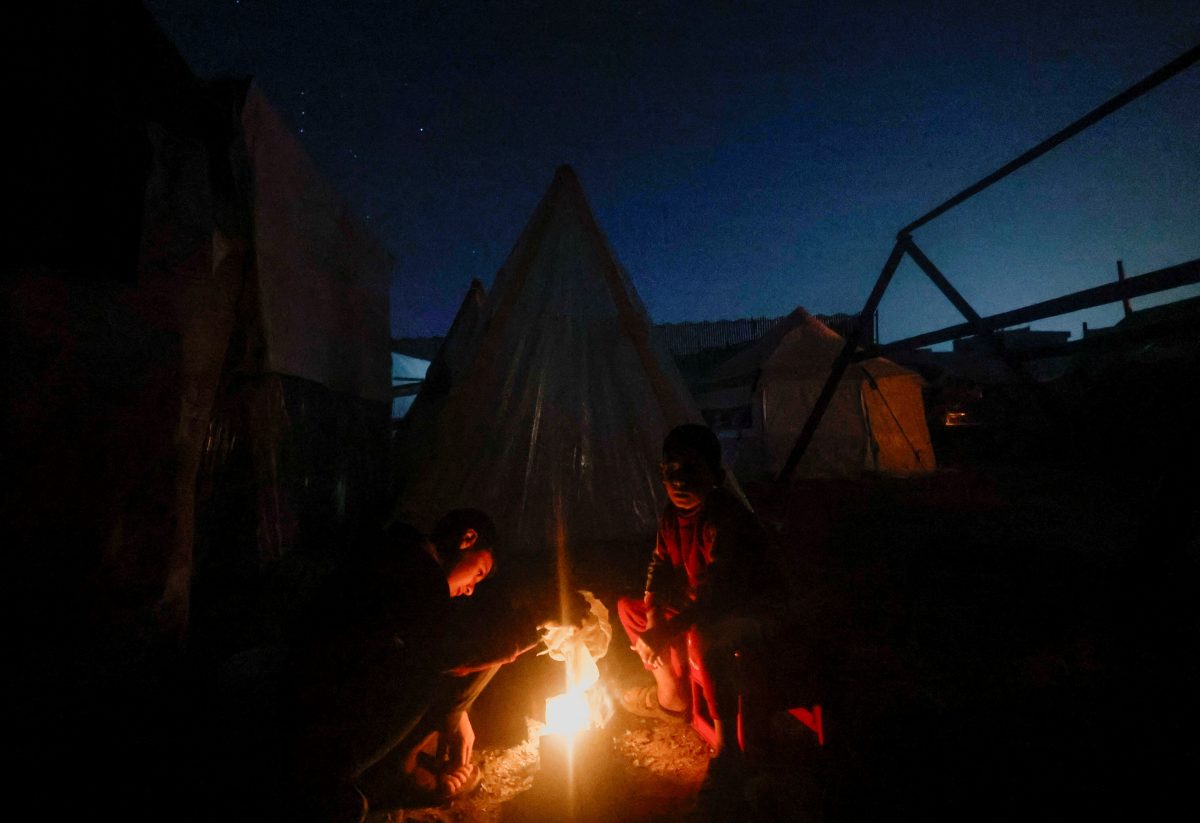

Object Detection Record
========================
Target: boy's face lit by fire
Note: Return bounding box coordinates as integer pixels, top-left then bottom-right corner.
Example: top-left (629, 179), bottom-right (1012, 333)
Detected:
top-left (660, 446), bottom-right (719, 512)
top-left (446, 548), bottom-right (493, 597)
top-left (437, 525), bottom-right (494, 598)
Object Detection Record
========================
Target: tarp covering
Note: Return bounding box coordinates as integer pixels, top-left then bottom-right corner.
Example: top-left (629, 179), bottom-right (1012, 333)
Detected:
top-left (396, 166), bottom-right (699, 554)
top-left (7, 4), bottom-right (247, 809)
top-left (192, 374), bottom-right (390, 664)
top-left (433, 277), bottom-right (488, 391)
top-left (6, 47), bottom-right (238, 685)
top-left (241, 85), bottom-right (393, 402)
top-left (187, 83), bottom-right (394, 663)
top-left (400, 279), bottom-right (486, 424)
top-left (393, 279), bottom-right (486, 493)
top-left (701, 308), bottom-right (936, 478)
top-left (5, 1), bottom-right (393, 713)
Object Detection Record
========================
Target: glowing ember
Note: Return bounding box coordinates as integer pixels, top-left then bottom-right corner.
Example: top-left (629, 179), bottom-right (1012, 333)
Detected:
top-left (539, 590), bottom-right (613, 739)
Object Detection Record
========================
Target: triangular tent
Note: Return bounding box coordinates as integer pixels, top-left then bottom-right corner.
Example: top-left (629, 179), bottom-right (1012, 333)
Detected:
top-left (393, 278), bottom-right (487, 489)
top-left (437, 277), bottom-right (488, 383)
top-left (396, 166), bottom-right (699, 554)
top-left (407, 278), bottom-right (488, 419)
top-left (9, 6), bottom-right (393, 807)
top-left (240, 83), bottom-right (392, 401)
top-left (699, 307), bottom-right (936, 478)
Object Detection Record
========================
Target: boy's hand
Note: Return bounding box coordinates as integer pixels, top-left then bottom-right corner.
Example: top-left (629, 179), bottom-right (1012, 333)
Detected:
top-left (632, 636), bottom-right (664, 669)
top-left (644, 607), bottom-right (659, 631)
top-left (438, 711), bottom-right (475, 768)
top-left (642, 622), bottom-right (670, 654)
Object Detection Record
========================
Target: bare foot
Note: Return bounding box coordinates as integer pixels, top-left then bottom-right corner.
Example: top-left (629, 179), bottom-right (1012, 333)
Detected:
top-left (438, 763), bottom-right (475, 795)
top-left (406, 764), bottom-right (439, 795)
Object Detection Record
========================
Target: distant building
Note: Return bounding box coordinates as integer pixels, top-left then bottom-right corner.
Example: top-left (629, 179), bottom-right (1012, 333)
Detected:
top-left (953, 326), bottom-right (1070, 353)
top-left (391, 312), bottom-right (870, 416)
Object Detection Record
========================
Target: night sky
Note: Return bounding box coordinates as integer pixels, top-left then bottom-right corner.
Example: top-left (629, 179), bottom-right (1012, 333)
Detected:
top-left (146, 1), bottom-right (1200, 346)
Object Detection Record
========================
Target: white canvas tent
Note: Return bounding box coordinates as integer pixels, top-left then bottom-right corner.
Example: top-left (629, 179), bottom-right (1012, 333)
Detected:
top-left (699, 307), bottom-right (936, 479)
top-left (396, 166), bottom-right (699, 554)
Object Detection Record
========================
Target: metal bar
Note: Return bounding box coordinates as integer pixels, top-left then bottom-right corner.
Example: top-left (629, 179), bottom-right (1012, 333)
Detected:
top-left (902, 237), bottom-right (995, 338)
top-left (904, 237), bottom-right (1059, 418)
top-left (777, 240), bottom-right (907, 485)
top-left (1118, 260), bottom-right (1133, 318)
top-left (898, 43), bottom-right (1200, 237)
top-left (902, 238), bottom-right (1033, 380)
top-left (860, 257), bottom-right (1200, 356)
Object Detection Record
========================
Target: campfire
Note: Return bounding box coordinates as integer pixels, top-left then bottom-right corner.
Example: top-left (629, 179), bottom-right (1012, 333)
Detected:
top-left (533, 590), bottom-right (616, 806)
top-left (539, 590), bottom-right (614, 739)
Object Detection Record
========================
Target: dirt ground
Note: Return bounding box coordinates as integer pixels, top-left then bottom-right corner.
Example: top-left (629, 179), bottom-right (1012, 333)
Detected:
top-left (153, 384), bottom-right (1192, 823)
top-left (371, 417), bottom-right (1196, 822)
top-left (356, 548), bottom-right (827, 823)
top-left (370, 671), bottom-right (822, 823)
top-left (382, 713), bottom-right (713, 823)
top-left (368, 599), bottom-right (733, 823)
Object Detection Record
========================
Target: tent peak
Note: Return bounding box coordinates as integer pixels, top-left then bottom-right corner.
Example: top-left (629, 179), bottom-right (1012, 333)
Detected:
top-left (549, 165), bottom-right (587, 198)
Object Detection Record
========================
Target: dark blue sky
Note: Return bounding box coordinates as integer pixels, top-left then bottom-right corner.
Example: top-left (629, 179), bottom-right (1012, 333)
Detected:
top-left (146, 1), bottom-right (1199, 345)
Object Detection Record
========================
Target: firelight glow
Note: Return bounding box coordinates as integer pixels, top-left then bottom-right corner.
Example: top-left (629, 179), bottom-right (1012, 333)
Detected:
top-left (544, 676), bottom-right (592, 738)
top-left (539, 590), bottom-right (613, 741)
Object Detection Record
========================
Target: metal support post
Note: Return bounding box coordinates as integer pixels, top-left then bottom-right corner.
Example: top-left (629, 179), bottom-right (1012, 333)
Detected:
top-left (776, 239), bottom-right (907, 485)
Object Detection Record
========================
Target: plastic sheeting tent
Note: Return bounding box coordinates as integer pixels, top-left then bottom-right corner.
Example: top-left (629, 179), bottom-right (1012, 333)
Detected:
top-left (191, 81), bottom-right (392, 662)
top-left (238, 85), bottom-right (392, 401)
top-left (393, 279), bottom-right (486, 487)
top-left (6, 4), bottom-right (388, 812)
top-left (6, 0), bottom-right (392, 689)
top-left (396, 166), bottom-right (699, 556)
top-left (698, 308), bottom-right (936, 479)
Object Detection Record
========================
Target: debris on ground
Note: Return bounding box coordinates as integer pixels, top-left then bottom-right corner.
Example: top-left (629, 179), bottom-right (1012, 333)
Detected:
top-left (374, 711), bottom-right (713, 822)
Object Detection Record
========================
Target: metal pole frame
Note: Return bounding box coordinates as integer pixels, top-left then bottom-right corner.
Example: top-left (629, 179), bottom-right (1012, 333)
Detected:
top-left (777, 240), bottom-right (906, 483)
top-left (776, 43), bottom-right (1200, 486)
top-left (862, 258), bottom-right (1199, 357)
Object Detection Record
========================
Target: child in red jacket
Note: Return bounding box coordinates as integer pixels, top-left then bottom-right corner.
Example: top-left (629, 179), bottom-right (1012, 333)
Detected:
top-left (618, 425), bottom-right (774, 782)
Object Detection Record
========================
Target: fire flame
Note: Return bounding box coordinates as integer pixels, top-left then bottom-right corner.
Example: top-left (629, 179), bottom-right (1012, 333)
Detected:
top-left (539, 591), bottom-right (613, 739)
